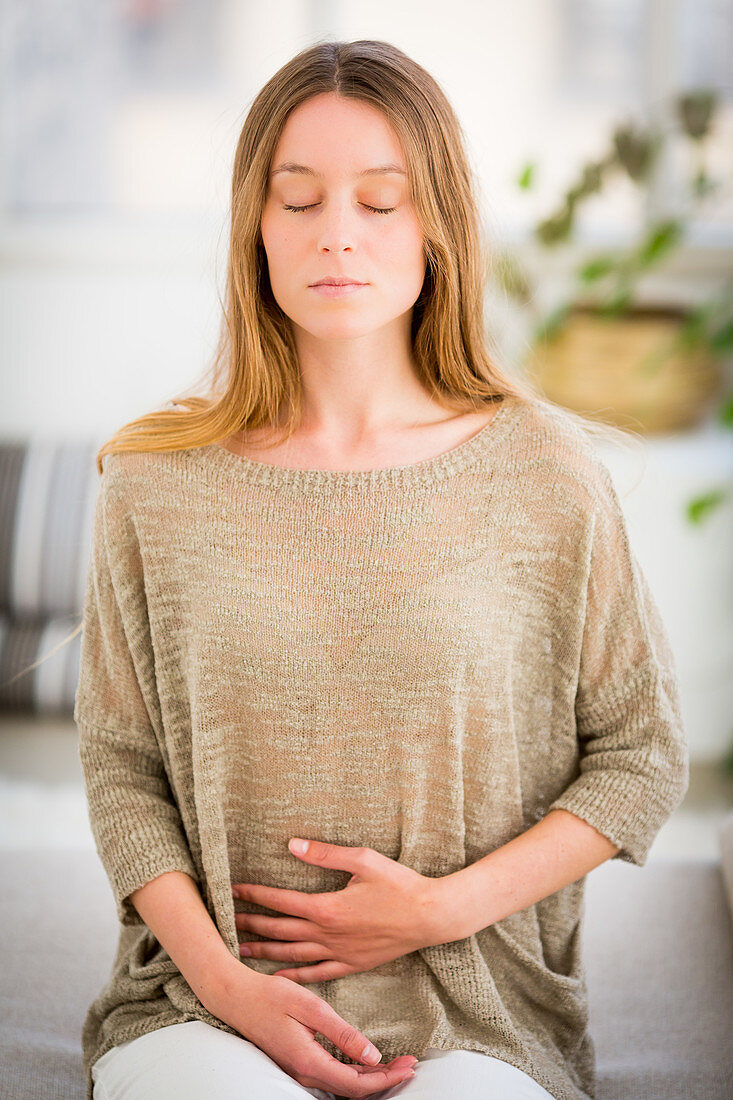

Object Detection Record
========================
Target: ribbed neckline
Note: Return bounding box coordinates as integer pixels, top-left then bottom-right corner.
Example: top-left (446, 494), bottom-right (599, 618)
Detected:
top-left (191, 394), bottom-right (524, 493)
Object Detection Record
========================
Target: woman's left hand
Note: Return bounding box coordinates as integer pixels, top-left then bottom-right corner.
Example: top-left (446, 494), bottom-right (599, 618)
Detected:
top-left (231, 838), bottom-right (445, 983)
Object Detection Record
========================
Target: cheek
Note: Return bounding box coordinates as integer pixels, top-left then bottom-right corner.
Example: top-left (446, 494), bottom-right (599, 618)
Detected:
top-left (261, 216), bottom-right (281, 253)
top-left (391, 216), bottom-right (424, 258)
top-left (384, 225), bottom-right (426, 279)
top-left (260, 209), bottom-right (295, 261)
top-left (261, 231), bottom-right (300, 289)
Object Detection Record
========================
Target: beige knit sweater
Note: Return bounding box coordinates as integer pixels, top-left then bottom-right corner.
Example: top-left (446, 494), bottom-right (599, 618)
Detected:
top-left (74, 393), bottom-right (689, 1100)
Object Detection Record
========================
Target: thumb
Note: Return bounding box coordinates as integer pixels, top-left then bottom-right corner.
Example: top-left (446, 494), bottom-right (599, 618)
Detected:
top-left (310, 998), bottom-right (384, 1067)
top-left (288, 837), bottom-right (368, 875)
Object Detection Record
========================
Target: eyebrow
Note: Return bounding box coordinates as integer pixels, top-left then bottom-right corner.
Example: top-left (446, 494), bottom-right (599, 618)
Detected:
top-left (270, 162), bottom-right (407, 178)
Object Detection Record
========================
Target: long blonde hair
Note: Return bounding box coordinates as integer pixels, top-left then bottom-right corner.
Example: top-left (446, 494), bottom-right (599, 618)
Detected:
top-left (94, 37), bottom-right (636, 471)
top-left (6, 38), bottom-right (640, 692)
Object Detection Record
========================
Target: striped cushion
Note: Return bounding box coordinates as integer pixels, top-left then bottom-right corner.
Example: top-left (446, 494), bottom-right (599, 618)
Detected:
top-left (0, 440), bottom-right (103, 713)
top-left (720, 811), bottom-right (733, 927)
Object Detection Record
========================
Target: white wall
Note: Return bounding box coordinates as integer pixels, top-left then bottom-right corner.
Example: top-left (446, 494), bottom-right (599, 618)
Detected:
top-left (0, 221), bottom-right (225, 442)
top-left (1, 1), bottom-right (731, 764)
top-left (597, 426), bottom-right (733, 765)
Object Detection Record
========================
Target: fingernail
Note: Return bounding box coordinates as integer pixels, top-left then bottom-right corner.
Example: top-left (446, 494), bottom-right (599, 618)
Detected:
top-left (361, 1043), bottom-right (381, 1065)
top-left (231, 887), bottom-right (239, 899)
top-left (239, 944), bottom-right (252, 956)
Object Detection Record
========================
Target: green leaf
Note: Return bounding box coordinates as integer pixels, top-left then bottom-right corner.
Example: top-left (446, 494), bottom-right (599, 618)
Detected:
top-left (578, 161), bottom-right (605, 196)
top-left (494, 251), bottom-right (533, 303)
top-left (578, 255), bottom-right (616, 283)
top-left (686, 489), bottom-right (729, 524)
top-left (718, 393), bottom-right (733, 427)
top-left (535, 205), bottom-right (574, 246)
top-left (517, 162), bottom-right (535, 189)
top-left (710, 318), bottom-right (733, 354)
top-left (613, 124), bottom-right (657, 182)
top-left (677, 307), bottom-right (709, 349)
top-left (636, 219), bottom-right (683, 266)
top-left (676, 89), bottom-right (717, 140)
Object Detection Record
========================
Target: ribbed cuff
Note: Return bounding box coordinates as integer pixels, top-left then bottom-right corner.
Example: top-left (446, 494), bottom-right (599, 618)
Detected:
top-left (547, 761), bottom-right (689, 867)
top-left (103, 829), bottom-right (200, 926)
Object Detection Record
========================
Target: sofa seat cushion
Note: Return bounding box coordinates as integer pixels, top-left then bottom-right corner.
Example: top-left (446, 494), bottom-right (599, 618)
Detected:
top-left (583, 856), bottom-right (733, 1099)
top-left (0, 850), bottom-right (731, 1099)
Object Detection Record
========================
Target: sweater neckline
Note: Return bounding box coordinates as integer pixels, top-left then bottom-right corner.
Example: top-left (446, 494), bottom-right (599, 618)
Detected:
top-left (193, 395), bottom-right (523, 492)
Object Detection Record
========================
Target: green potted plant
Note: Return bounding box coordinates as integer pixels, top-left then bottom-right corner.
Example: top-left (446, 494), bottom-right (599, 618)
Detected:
top-left (496, 87), bottom-right (733, 520)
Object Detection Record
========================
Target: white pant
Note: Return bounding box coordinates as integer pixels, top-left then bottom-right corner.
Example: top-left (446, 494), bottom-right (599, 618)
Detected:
top-left (92, 1020), bottom-right (555, 1099)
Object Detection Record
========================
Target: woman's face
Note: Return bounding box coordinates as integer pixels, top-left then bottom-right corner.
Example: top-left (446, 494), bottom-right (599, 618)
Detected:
top-left (260, 92), bottom-right (426, 341)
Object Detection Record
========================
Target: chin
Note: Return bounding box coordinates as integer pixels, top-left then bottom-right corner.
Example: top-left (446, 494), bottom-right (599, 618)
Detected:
top-left (296, 316), bottom-right (380, 340)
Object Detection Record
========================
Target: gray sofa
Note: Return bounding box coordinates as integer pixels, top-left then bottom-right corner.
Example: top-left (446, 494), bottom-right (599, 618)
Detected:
top-left (1, 833), bottom-right (732, 1100)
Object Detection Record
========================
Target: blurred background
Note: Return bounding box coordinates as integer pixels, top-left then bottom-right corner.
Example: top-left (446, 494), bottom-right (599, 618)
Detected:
top-left (1, 0), bottom-right (732, 860)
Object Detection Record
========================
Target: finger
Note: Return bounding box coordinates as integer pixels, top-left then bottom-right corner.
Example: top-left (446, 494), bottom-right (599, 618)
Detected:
top-left (238, 939), bottom-right (328, 962)
top-left (273, 960), bottom-right (355, 981)
top-left (304, 1044), bottom-right (416, 1098)
top-left (288, 838), bottom-right (374, 879)
top-left (232, 882), bottom-right (330, 920)
top-left (355, 1056), bottom-right (418, 1075)
top-left (304, 999), bottom-right (392, 1072)
top-left (235, 912), bottom-right (321, 939)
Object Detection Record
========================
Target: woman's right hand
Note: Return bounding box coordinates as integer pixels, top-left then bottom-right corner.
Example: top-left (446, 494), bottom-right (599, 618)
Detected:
top-left (204, 963), bottom-right (418, 1098)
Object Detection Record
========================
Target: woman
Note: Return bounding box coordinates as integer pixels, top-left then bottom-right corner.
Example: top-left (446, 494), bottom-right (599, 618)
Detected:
top-left (75, 39), bottom-right (689, 1100)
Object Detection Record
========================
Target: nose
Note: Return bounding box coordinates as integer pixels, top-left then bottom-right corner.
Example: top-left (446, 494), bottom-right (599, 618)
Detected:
top-left (317, 199), bottom-right (355, 253)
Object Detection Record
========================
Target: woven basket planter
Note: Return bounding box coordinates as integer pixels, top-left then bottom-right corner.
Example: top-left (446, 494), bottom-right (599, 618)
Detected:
top-left (525, 306), bottom-right (723, 433)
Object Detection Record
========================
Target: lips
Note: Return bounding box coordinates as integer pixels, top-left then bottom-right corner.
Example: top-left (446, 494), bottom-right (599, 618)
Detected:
top-left (310, 277), bottom-right (366, 286)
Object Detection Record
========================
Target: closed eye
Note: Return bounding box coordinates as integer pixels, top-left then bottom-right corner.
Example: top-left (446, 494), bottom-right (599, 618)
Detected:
top-left (283, 203), bottom-right (396, 215)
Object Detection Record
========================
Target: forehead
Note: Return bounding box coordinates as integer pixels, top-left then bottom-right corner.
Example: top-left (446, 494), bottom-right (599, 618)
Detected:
top-left (269, 95), bottom-right (408, 180)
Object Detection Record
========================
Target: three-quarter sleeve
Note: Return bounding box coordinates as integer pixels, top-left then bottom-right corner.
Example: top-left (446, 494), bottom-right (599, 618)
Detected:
top-left (547, 458), bottom-right (690, 866)
top-left (74, 461), bottom-right (199, 925)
